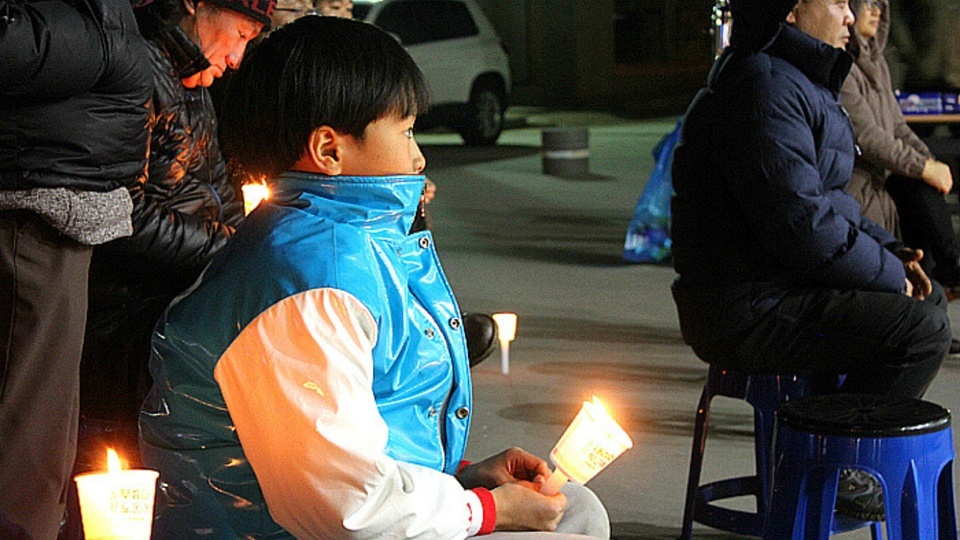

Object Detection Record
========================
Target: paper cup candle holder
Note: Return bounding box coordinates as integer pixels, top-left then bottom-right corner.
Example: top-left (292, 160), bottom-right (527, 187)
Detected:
top-left (540, 396), bottom-right (633, 496)
top-left (74, 448), bottom-right (159, 540)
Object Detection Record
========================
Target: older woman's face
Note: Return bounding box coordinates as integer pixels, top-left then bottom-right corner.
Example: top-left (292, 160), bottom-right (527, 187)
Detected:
top-left (272, 0), bottom-right (315, 27)
top-left (318, 0), bottom-right (352, 18)
top-left (855, 0), bottom-right (882, 39)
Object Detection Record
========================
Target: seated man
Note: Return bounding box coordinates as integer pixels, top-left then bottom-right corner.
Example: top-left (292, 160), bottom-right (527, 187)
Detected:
top-left (671, 0), bottom-right (951, 521)
top-left (139, 16), bottom-right (609, 539)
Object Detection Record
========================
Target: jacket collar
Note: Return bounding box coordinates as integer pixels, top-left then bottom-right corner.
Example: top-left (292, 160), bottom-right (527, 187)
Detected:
top-left (273, 172), bottom-right (425, 238)
top-left (765, 24), bottom-right (853, 95)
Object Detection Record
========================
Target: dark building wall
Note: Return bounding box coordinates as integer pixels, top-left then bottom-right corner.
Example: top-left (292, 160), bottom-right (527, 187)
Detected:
top-left (475, 0), bottom-right (715, 116)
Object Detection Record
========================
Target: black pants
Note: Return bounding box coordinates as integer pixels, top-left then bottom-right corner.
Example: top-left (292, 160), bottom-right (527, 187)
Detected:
top-left (689, 285), bottom-right (950, 399)
top-left (886, 174), bottom-right (960, 286)
top-left (0, 211), bottom-right (92, 540)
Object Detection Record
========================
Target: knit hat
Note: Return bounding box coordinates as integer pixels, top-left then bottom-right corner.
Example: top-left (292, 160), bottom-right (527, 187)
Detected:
top-left (206, 0), bottom-right (275, 26)
top-left (729, 0), bottom-right (798, 50)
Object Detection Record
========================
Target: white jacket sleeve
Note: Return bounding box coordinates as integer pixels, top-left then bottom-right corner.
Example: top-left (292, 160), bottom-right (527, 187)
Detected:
top-left (214, 288), bottom-right (486, 539)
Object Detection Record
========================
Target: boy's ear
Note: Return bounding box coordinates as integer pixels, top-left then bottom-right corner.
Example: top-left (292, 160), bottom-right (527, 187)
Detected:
top-left (304, 126), bottom-right (344, 175)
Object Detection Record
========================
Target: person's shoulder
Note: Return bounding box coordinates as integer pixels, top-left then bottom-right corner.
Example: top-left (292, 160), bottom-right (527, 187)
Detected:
top-left (717, 51), bottom-right (808, 109)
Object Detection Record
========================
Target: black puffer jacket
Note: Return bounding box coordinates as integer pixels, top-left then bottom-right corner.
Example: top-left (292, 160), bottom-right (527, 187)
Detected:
top-left (81, 28), bottom-right (245, 423)
top-left (0, 0), bottom-right (151, 192)
top-left (94, 37), bottom-right (243, 281)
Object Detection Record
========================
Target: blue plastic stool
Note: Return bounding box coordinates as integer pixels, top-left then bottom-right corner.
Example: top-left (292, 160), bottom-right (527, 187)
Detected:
top-left (766, 393), bottom-right (956, 540)
top-left (680, 366), bottom-right (814, 539)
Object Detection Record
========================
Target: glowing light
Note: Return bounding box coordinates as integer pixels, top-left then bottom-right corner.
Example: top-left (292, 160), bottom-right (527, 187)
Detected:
top-left (491, 312), bottom-right (517, 374)
top-left (74, 449), bottom-right (159, 539)
top-left (242, 181), bottom-right (271, 216)
top-left (539, 396), bottom-right (633, 496)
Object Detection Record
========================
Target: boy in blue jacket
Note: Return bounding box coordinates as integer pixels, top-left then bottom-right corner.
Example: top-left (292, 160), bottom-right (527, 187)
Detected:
top-left (140, 15), bottom-right (608, 539)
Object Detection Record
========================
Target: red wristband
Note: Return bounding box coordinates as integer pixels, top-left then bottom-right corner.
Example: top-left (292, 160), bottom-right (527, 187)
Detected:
top-left (471, 487), bottom-right (496, 535)
top-left (458, 460), bottom-right (472, 474)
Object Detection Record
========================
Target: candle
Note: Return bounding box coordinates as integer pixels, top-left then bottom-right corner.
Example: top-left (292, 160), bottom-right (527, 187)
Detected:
top-left (491, 312), bottom-right (517, 375)
top-left (242, 182), bottom-right (270, 216)
top-left (74, 448), bottom-right (159, 540)
top-left (540, 396), bottom-right (633, 496)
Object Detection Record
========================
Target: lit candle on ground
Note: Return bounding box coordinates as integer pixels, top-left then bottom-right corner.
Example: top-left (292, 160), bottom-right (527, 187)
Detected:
top-left (491, 312), bottom-right (517, 375)
top-left (74, 448), bottom-right (159, 540)
top-left (242, 181), bottom-right (270, 216)
top-left (540, 396), bottom-right (633, 496)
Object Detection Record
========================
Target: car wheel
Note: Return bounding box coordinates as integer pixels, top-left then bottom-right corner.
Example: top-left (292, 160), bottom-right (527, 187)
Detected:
top-left (458, 85), bottom-right (504, 146)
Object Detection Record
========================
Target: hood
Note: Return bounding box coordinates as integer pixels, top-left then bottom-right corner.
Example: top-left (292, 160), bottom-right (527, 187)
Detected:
top-left (729, 0), bottom-right (798, 50)
top-left (848, 0), bottom-right (890, 61)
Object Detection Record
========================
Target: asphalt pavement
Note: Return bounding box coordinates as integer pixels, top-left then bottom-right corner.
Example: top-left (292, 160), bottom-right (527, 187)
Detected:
top-left (416, 107), bottom-right (960, 539)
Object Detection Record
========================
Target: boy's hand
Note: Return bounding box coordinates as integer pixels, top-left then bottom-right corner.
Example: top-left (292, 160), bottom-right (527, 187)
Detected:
top-left (491, 482), bottom-right (566, 532)
top-left (456, 447), bottom-right (552, 489)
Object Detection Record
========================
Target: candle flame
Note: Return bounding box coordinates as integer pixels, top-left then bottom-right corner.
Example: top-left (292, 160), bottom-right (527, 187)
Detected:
top-left (242, 181), bottom-right (271, 216)
top-left (106, 448), bottom-right (124, 473)
top-left (492, 312), bottom-right (518, 342)
top-left (591, 395), bottom-right (608, 415)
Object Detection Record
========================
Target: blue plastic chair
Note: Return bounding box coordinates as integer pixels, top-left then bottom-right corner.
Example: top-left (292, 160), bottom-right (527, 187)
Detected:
top-left (680, 366), bottom-right (814, 539)
top-left (766, 393), bottom-right (956, 540)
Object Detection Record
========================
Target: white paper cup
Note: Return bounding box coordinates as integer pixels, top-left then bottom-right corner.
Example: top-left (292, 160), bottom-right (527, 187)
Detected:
top-left (75, 469), bottom-right (159, 540)
top-left (549, 398), bottom-right (633, 485)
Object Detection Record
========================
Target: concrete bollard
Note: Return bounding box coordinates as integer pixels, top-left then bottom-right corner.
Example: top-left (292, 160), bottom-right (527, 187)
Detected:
top-left (542, 128), bottom-right (589, 177)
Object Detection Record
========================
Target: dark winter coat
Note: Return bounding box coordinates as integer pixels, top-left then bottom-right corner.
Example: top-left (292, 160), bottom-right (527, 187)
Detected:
top-left (671, 23), bottom-right (907, 357)
top-left (80, 33), bottom-right (244, 424)
top-left (0, 0), bottom-right (151, 192)
top-left (94, 38), bottom-right (242, 278)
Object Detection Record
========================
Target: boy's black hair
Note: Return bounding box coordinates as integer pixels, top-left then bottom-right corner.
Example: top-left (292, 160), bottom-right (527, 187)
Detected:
top-left (220, 16), bottom-right (430, 179)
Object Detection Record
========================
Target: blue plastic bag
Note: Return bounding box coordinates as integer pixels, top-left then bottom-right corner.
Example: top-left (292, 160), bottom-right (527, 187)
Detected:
top-left (622, 118), bottom-right (683, 263)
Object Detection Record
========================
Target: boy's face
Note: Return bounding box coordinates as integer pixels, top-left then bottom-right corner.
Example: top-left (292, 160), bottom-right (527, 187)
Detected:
top-left (787, 0), bottom-right (854, 48)
top-left (338, 115), bottom-right (426, 176)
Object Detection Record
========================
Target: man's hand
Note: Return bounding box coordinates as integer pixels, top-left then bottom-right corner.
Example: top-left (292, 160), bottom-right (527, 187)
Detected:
top-left (897, 247), bottom-right (931, 299)
top-left (422, 177), bottom-right (437, 204)
top-left (490, 482), bottom-right (566, 532)
top-left (922, 159), bottom-right (953, 194)
top-left (456, 447), bottom-right (552, 490)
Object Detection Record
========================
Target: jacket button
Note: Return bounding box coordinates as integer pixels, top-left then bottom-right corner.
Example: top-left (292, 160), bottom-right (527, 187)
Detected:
top-left (455, 407), bottom-right (469, 419)
top-left (419, 237), bottom-right (431, 249)
top-left (424, 327), bottom-right (435, 339)
top-left (428, 406), bottom-right (437, 418)
top-left (449, 317), bottom-right (461, 329)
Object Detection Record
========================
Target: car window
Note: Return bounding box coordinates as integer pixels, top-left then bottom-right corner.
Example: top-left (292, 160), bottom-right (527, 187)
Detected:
top-left (374, 0), bottom-right (479, 45)
top-left (352, 3), bottom-right (372, 19)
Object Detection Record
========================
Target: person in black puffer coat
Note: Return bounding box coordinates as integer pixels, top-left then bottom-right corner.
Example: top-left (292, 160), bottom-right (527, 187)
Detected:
top-left (77, 0), bottom-right (275, 465)
top-left (0, 0), bottom-right (152, 536)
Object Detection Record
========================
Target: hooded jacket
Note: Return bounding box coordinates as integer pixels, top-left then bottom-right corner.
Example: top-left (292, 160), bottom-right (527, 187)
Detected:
top-left (140, 174), bottom-right (482, 539)
top-left (671, 3), bottom-right (906, 365)
top-left (840, 0), bottom-right (933, 234)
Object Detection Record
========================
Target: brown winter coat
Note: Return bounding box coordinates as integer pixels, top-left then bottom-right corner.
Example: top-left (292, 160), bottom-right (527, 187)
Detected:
top-left (841, 0), bottom-right (933, 235)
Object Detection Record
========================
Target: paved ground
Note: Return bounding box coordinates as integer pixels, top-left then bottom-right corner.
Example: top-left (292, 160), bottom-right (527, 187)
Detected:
top-left (416, 108), bottom-right (960, 539)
